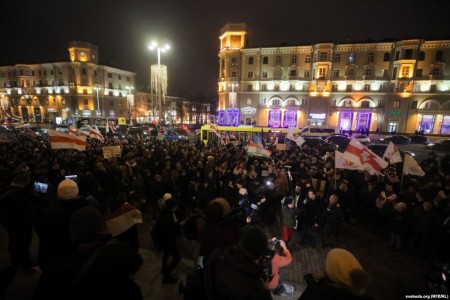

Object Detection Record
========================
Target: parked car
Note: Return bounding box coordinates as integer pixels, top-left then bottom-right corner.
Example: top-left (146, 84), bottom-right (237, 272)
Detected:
top-left (319, 134), bottom-right (350, 152)
top-left (426, 139), bottom-right (450, 151)
top-left (409, 135), bottom-right (429, 144)
top-left (381, 135), bottom-right (411, 145)
top-left (16, 126), bottom-right (48, 136)
top-left (352, 134), bottom-right (370, 145)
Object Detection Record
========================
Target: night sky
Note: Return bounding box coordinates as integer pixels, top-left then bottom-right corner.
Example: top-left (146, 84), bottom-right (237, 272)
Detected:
top-left (1, 0), bottom-right (449, 100)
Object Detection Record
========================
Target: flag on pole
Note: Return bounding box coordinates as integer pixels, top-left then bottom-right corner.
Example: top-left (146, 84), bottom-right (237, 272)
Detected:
top-left (286, 128), bottom-right (305, 147)
top-left (48, 129), bottom-right (87, 151)
top-left (383, 142), bottom-right (403, 164)
top-left (343, 138), bottom-right (389, 174)
top-left (90, 125), bottom-right (104, 142)
top-left (335, 150), bottom-right (364, 171)
top-left (403, 154), bottom-right (425, 176)
top-left (246, 142), bottom-right (271, 158)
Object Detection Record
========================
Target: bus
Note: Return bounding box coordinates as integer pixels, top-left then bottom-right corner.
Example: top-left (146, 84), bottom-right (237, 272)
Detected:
top-left (199, 124), bottom-right (301, 146)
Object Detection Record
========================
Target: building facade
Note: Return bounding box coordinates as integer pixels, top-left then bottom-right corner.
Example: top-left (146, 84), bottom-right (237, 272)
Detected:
top-left (0, 41), bottom-right (136, 124)
top-left (217, 23), bottom-right (450, 134)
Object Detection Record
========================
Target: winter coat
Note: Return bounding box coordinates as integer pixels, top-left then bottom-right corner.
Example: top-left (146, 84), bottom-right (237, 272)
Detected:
top-left (266, 248), bottom-right (292, 290)
top-left (33, 238), bottom-right (143, 300)
top-left (299, 277), bottom-right (374, 300)
top-left (205, 245), bottom-right (273, 300)
top-left (281, 205), bottom-right (296, 228)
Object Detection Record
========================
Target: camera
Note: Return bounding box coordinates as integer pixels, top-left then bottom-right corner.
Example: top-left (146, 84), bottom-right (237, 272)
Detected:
top-left (34, 181), bottom-right (48, 194)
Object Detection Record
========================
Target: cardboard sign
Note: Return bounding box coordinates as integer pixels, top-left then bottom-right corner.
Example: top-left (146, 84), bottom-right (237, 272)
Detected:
top-left (103, 146), bottom-right (122, 159)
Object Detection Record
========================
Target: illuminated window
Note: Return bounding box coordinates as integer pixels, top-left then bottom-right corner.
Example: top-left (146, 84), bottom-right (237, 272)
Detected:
top-left (291, 55), bottom-right (297, 63)
top-left (263, 57), bottom-right (269, 64)
top-left (318, 67), bottom-right (326, 79)
top-left (276, 56), bottom-right (281, 64)
top-left (319, 52), bottom-right (327, 61)
top-left (368, 53), bottom-right (374, 62)
top-left (393, 100), bottom-right (400, 108)
top-left (383, 52), bottom-right (390, 61)
top-left (401, 66), bottom-right (410, 78)
top-left (334, 54), bottom-right (340, 62)
top-left (305, 55), bottom-right (311, 63)
top-left (248, 57), bottom-right (254, 65)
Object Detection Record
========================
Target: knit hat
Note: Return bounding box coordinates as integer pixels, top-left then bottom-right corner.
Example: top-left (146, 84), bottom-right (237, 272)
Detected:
top-left (239, 188), bottom-right (248, 196)
top-left (57, 179), bottom-right (79, 200)
top-left (69, 207), bottom-right (110, 242)
top-left (239, 226), bottom-right (268, 259)
top-left (325, 248), bottom-right (370, 293)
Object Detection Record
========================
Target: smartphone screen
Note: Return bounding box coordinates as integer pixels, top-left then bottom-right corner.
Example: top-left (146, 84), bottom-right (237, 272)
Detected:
top-left (65, 175), bottom-right (78, 181)
top-left (34, 182), bottom-right (48, 194)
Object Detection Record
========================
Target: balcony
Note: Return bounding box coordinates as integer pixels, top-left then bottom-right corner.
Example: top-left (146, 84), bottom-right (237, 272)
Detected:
top-left (288, 76), bottom-right (298, 80)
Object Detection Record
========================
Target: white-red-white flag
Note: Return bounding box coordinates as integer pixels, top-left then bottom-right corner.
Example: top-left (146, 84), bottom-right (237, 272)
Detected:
top-left (344, 138), bottom-right (389, 174)
top-left (403, 154), bottom-right (425, 176)
top-left (48, 129), bottom-right (87, 151)
top-left (335, 150), bottom-right (364, 171)
top-left (69, 126), bottom-right (89, 137)
top-left (286, 128), bottom-right (305, 147)
top-left (90, 125), bottom-right (104, 142)
top-left (383, 142), bottom-right (403, 164)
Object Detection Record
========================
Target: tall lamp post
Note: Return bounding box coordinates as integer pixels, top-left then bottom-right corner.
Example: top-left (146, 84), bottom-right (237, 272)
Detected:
top-left (93, 84), bottom-right (102, 117)
top-left (126, 86), bottom-right (134, 125)
top-left (148, 41), bottom-right (170, 124)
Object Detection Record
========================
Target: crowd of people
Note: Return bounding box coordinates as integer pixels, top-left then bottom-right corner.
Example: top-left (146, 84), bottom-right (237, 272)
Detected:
top-left (0, 128), bottom-right (449, 299)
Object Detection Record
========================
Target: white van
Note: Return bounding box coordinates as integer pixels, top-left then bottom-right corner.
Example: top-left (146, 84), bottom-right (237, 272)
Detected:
top-left (300, 125), bottom-right (339, 138)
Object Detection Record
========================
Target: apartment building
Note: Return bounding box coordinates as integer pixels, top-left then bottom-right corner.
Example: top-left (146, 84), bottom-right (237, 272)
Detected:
top-left (0, 41), bottom-right (136, 124)
top-left (217, 23), bottom-right (450, 134)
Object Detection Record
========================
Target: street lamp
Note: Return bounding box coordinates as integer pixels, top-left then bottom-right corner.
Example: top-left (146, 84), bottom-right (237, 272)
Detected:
top-left (148, 41), bottom-right (170, 124)
top-left (93, 84), bottom-right (101, 116)
top-left (148, 41), bottom-right (170, 65)
top-left (126, 86), bottom-right (134, 125)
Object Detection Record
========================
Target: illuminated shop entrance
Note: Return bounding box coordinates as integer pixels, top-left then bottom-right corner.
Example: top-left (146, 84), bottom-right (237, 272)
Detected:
top-left (388, 122), bottom-right (399, 133)
top-left (440, 116), bottom-right (450, 134)
top-left (417, 114), bottom-right (435, 134)
top-left (357, 113), bottom-right (371, 131)
top-left (339, 112), bottom-right (353, 131)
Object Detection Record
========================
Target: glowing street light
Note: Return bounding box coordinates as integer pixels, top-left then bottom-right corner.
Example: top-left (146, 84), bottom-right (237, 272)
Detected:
top-left (148, 41), bottom-right (170, 65)
top-left (149, 41), bottom-right (170, 124)
top-left (126, 86), bottom-right (134, 125)
top-left (93, 84), bottom-right (102, 116)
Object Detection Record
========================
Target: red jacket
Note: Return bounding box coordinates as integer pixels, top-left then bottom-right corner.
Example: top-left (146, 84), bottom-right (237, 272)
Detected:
top-left (266, 248), bottom-right (292, 290)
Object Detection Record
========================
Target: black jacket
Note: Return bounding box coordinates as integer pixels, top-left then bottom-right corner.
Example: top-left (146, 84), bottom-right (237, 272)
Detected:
top-left (205, 245), bottom-right (272, 300)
